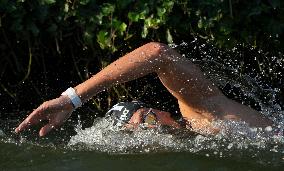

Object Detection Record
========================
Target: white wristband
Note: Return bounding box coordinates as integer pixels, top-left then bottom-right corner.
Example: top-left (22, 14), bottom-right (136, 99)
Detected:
top-left (61, 87), bottom-right (82, 109)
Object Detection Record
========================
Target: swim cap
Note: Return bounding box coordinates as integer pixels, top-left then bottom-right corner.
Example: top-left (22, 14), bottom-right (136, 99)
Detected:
top-left (106, 101), bottom-right (146, 127)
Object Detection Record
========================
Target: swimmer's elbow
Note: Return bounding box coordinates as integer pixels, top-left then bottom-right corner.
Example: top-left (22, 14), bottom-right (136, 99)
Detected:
top-left (145, 42), bottom-right (171, 55)
top-left (143, 42), bottom-right (183, 72)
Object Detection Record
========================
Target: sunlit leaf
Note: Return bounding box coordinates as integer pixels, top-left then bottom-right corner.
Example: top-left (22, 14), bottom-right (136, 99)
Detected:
top-left (64, 3), bottom-right (69, 13)
top-left (97, 30), bottom-right (111, 49)
top-left (101, 3), bottom-right (115, 16)
top-left (40, 0), bottom-right (56, 5)
top-left (79, 0), bottom-right (90, 5)
top-left (128, 12), bottom-right (139, 22)
top-left (118, 22), bottom-right (127, 35)
top-left (157, 7), bottom-right (166, 17)
top-left (142, 26), bottom-right (148, 38)
top-left (166, 29), bottom-right (173, 44)
top-left (198, 19), bottom-right (203, 29)
top-left (112, 19), bottom-right (127, 36)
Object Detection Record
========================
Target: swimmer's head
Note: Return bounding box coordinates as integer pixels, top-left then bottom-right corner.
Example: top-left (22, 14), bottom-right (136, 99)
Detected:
top-left (105, 101), bottom-right (147, 127)
top-left (106, 101), bottom-right (181, 129)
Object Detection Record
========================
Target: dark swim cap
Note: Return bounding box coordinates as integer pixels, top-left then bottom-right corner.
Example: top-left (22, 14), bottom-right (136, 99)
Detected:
top-left (106, 101), bottom-right (146, 127)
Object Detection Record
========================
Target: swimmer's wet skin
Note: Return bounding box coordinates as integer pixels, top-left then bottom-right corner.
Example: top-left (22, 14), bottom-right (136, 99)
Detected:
top-left (15, 42), bottom-right (274, 136)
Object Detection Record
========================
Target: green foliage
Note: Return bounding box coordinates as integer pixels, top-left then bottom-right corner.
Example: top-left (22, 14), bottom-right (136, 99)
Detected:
top-left (0, 0), bottom-right (282, 51)
top-left (0, 0), bottom-right (283, 112)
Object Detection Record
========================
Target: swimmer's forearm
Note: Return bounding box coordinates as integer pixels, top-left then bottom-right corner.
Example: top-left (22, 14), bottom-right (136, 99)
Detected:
top-left (74, 42), bottom-right (171, 103)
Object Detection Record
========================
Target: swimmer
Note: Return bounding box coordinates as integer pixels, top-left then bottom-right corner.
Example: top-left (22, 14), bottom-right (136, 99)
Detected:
top-left (104, 101), bottom-right (185, 130)
top-left (15, 42), bottom-right (273, 136)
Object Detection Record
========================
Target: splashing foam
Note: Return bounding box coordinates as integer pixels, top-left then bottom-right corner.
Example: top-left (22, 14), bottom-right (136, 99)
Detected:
top-left (68, 117), bottom-right (284, 158)
top-left (67, 117), bottom-right (284, 166)
top-left (68, 117), bottom-right (185, 153)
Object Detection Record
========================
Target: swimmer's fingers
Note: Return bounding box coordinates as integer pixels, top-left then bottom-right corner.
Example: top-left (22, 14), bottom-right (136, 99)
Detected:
top-left (39, 123), bottom-right (55, 137)
top-left (15, 97), bottom-right (73, 135)
top-left (39, 113), bottom-right (67, 136)
top-left (15, 105), bottom-right (46, 133)
top-left (15, 120), bottom-right (30, 133)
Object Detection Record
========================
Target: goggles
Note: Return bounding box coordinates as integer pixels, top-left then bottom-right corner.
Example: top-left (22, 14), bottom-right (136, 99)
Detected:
top-left (141, 108), bottom-right (157, 127)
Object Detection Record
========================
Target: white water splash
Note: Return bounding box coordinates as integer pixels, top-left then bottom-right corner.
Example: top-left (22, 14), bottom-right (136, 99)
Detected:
top-left (68, 117), bottom-right (284, 159)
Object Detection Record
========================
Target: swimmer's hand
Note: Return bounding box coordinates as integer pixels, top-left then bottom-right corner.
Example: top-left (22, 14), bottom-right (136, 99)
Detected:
top-left (15, 95), bottom-right (74, 136)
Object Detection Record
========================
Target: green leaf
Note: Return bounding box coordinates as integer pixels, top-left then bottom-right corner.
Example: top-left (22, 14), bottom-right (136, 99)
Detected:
top-left (97, 30), bottom-right (111, 49)
top-left (101, 3), bottom-right (115, 16)
top-left (96, 13), bottom-right (103, 25)
top-left (157, 7), bottom-right (166, 17)
top-left (166, 29), bottom-right (173, 44)
top-left (197, 19), bottom-right (203, 29)
top-left (145, 18), bottom-right (152, 27)
top-left (144, 17), bottom-right (160, 28)
top-left (120, 22), bottom-right (127, 32)
top-left (79, 0), bottom-right (90, 5)
top-left (84, 30), bottom-right (93, 45)
top-left (128, 9), bottom-right (148, 22)
top-left (163, 1), bottom-right (174, 9)
top-left (140, 8), bottom-right (149, 18)
top-left (128, 12), bottom-right (140, 22)
top-left (112, 19), bottom-right (127, 36)
top-left (142, 26), bottom-right (148, 38)
top-left (40, 0), bottom-right (56, 5)
top-left (83, 25), bottom-right (96, 45)
top-left (64, 3), bottom-right (69, 13)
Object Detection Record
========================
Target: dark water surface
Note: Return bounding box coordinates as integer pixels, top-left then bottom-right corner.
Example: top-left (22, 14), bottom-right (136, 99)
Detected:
top-left (1, 116), bottom-right (284, 171)
top-left (1, 141), bottom-right (282, 171)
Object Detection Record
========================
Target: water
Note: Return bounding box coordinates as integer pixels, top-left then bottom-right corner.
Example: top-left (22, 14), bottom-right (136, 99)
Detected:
top-left (1, 41), bottom-right (284, 170)
top-left (1, 141), bottom-right (276, 171)
top-left (1, 118), bottom-right (284, 170)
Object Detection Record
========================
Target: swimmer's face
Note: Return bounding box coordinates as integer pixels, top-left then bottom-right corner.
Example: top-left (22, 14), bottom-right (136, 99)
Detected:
top-left (125, 108), bottom-right (181, 129)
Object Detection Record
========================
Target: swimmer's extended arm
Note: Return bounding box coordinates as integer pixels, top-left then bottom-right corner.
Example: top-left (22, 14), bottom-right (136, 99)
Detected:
top-left (15, 42), bottom-right (187, 136)
top-left (75, 41), bottom-right (219, 106)
top-left (74, 42), bottom-right (175, 102)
